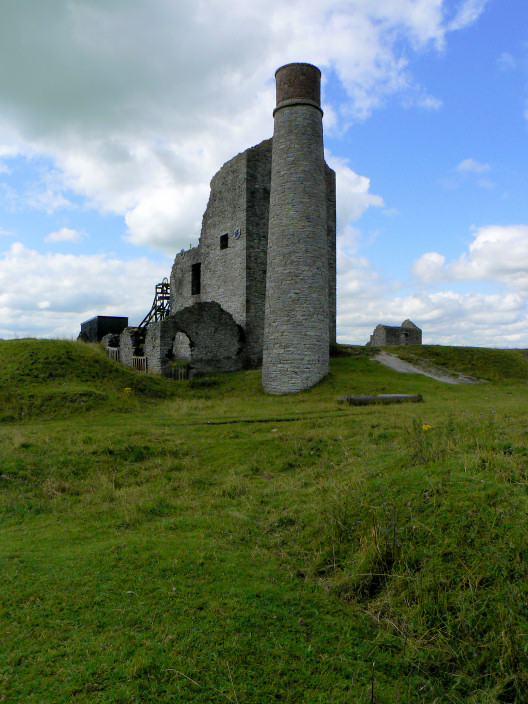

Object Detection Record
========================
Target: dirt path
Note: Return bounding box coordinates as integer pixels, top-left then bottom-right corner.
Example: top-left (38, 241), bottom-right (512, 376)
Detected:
top-left (372, 351), bottom-right (482, 384)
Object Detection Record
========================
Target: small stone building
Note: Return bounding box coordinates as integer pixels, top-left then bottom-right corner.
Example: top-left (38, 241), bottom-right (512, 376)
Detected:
top-left (367, 320), bottom-right (422, 346)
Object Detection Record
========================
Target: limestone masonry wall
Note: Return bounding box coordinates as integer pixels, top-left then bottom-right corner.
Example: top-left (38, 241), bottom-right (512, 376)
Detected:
top-left (367, 320), bottom-right (422, 346)
top-left (169, 110), bottom-right (335, 378)
top-left (244, 139), bottom-right (272, 366)
top-left (262, 63), bottom-right (329, 394)
top-left (141, 303), bottom-right (244, 377)
top-left (325, 164), bottom-right (337, 346)
top-left (119, 328), bottom-right (145, 368)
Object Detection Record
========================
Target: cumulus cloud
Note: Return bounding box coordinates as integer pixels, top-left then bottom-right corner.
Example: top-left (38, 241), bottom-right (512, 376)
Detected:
top-left (379, 289), bottom-right (528, 346)
top-left (455, 158), bottom-right (491, 174)
top-left (412, 224), bottom-right (528, 293)
top-left (336, 235), bottom-right (408, 344)
top-left (411, 251), bottom-right (446, 282)
top-left (0, 0), bottom-right (488, 254)
top-left (327, 155), bottom-right (384, 247)
top-left (338, 267), bottom-right (528, 347)
top-left (338, 220), bottom-right (528, 348)
top-left (0, 1), bottom-right (501, 345)
top-left (447, 0), bottom-right (490, 32)
top-left (442, 158), bottom-right (494, 189)
top-left (0, 242), bottom-right (169, 338)
top-left (44, 227), bottom-right (83, 243)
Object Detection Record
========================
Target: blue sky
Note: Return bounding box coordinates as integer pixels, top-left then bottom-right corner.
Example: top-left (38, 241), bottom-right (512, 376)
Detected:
top-left (0, 0), bottom-right (527, 345)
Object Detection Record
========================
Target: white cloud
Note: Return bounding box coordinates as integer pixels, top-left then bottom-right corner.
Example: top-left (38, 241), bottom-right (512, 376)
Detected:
top-left (0, 242), bottom-right (169, 338)
top-left (337, 220), bottom-right (528, 348)
top-left (455, 158), bottom-right (491, 174)
top-left (328, 155), bottom-right (384, 244)
top-left (0, 1), bottom-right (505, 347)
top-left (0, 0), bottom-right (488, 254)
top-left (337, 260), bottom-right (528, 347)
top-left (415, 93), bottom-right (443, 110)
top-left (382, 289), bottom-right (527, 346)
top-left (413, 224), bottom-right (528, 294)
top-left (442, 158), bottom-right (494, 190)
top-left (124, 184), bottom-right (209, 251)
top-left (498, 52), bottom-right (517, 71)
top-left (447, 0), bottom-right (490, 31)
top-left (411, 251), bottom-right (446, 282)
top-left (45, 227), bottom-right (83, 243)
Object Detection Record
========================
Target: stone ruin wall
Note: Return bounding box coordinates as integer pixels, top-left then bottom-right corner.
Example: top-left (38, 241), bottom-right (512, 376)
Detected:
top-left (170, 147), bottom-right (251, 362)
top-left (325, 165), bottom-right (337, 346)
top-left (169, 135), bottom-right (335, 372)
top-left (262, 63), bottom-right (330, 394)
top-left (144, 302), bottom-right (244, 377)
top-left (118, 328), bottom-right (145, 367)
top-left (242, 140), bottom-right (272, 367)
top-left (368, 322), bottom-right (422, 346)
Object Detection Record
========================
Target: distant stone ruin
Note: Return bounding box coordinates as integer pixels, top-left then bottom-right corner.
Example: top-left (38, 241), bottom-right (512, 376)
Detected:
top-left (366, 320), bottom-right (422, 346)
top-left (89, 63), bottom-right (336, 394)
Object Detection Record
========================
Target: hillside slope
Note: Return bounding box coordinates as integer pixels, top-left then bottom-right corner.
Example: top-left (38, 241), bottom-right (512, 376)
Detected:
top-left (386, 344), bottom-right (528, 382)
top-left (0, 338), bottom-right (177, 420)
top-left (1, 341), bottom-right (527, 702)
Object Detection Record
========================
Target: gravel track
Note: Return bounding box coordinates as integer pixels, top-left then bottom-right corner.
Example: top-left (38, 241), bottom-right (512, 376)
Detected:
top-left (372, 351), bottom-right (482, 384)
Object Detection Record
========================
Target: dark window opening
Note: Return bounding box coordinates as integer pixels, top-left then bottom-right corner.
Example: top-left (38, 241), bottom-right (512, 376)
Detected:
top-left (220, 233), bottom-right (228, 250)
top-left (191, 263), bottom-right (201, 295)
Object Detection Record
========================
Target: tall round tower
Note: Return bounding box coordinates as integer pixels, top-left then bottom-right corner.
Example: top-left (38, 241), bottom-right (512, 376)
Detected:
top-left (262, 63), bottom-right (329, 394)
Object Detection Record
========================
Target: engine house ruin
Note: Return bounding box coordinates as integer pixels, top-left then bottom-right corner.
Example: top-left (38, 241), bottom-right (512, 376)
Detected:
top-left (95, 63), bottom-right (336, 394)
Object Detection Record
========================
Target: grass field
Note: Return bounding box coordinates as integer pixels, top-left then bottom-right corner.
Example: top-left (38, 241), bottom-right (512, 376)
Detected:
top-left (1, 340), bottom-right (528, 703)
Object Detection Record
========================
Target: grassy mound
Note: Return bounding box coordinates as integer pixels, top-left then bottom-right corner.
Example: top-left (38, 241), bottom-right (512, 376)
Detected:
top-left (390, 344), bottom-right (528, 381)
top-left (0, 338), bottom-right (177, 421)
top-left (1, 341), bottom-right (528, 702)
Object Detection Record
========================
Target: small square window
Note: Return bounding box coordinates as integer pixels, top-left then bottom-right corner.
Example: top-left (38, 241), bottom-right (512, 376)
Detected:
top-left (191, 262), bottom-right (201, 295)
top-left (220, 233), bottom-right (228, 250)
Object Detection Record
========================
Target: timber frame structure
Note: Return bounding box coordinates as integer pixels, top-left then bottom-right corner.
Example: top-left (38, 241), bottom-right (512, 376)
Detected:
top-left (137, 278), bottom-right (171, 330)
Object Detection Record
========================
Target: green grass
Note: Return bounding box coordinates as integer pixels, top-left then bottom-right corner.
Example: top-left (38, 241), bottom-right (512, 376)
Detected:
top-left (1, 339), bottom-right (528, 702)
top-left (389, 344), bottom-right (528, 382)
top-left (0, 339), bottom-right (181, 421)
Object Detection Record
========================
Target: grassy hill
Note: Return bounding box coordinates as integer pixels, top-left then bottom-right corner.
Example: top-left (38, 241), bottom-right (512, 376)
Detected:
top-left (390, 344), bottom-right (528, 382)
top-left (0, 339), bottom-right (179, 421)
top-left (1, 339), bottom-right (528, 703)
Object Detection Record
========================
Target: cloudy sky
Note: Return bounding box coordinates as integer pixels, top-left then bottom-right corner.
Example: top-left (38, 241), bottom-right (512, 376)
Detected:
top-left (0, 0), bottom-right (526, 346)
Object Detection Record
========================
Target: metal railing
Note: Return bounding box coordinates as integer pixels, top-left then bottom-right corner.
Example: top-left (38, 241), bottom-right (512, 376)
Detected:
top-left (172, 364), bottom-right (189, 380)
top-left (132, 356), bottom-right (148, 372)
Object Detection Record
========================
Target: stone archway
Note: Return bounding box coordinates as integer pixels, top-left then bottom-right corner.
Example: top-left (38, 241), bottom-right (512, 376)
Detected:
top-left (168, 331), bottom-right (192, 362)
top-left (144, 302), bottom-right (245, 377)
